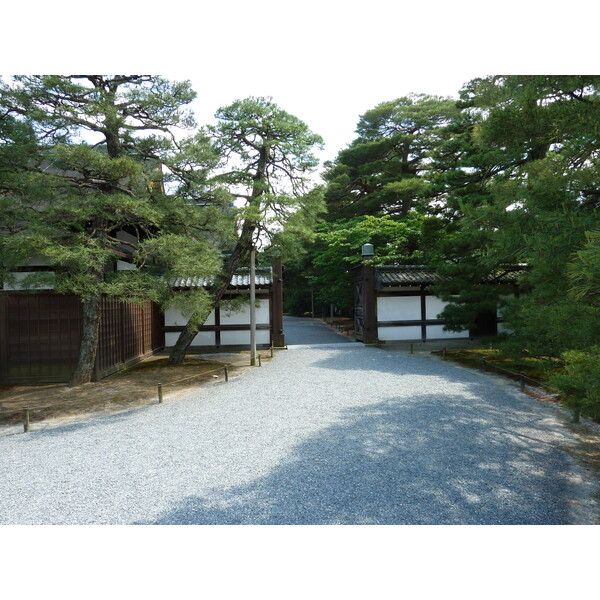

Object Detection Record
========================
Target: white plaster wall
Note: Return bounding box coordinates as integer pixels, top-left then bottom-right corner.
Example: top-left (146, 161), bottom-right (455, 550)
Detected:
top-left (497, 295), bottom-right (513, 334)
top-left (497, 322), bottom-right (513, 334)
top-left (2, 271), bottom-right (55, 290)
top-left (164, 307), bottom-right (215, 327)
top-left (221, 330), bottom-right (270, 346)
top-left (165, 331), bottom-right (216, 346)
top-left (164, 299), bottom-right (271, 347)
top-left (377, 296), bottom-right (421, 322)
top-left (116, 260), bottom-right (137, 271)
top-left (378, 326), bottom-right (423, 341)
top-left (27, 255), bottom-right (52, 267)
top-left (426, 325), bottom-right (469, 339)
top-left (220, 299), bottom-right (270, 325)
top-left (425, 296), bottom-right (448, 320)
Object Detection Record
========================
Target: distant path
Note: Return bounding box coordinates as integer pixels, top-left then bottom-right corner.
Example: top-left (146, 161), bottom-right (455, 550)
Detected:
top-left (0, 341), bottom-right (598, 524)
top-left (283, 316), bottom-right (356, 345)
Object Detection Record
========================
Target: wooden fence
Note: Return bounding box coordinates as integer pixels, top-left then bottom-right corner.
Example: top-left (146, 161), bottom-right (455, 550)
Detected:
top-left (0, 293), bottom-right (164, 384)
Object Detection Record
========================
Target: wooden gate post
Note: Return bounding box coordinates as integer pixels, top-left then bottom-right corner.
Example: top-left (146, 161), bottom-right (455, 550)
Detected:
top-left (0, 295), bottom-right (7, 382)
top-left (361, 244), bottom-right (378, 345)
top-left (271, 256), bottom-right (285, 348)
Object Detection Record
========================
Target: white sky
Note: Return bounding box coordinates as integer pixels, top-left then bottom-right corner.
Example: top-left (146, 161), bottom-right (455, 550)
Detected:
top-left (4, 1), bottom-right (598, 170)
top-left (2, 0), bottom-right (597, 589)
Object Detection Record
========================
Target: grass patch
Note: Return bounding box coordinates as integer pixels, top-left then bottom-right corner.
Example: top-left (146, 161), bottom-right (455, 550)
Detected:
top-left (437, 348), bottom-right (562, 386)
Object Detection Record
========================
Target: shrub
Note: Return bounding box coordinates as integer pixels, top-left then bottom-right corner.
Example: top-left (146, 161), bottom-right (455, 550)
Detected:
top-left (550, 346), bottom-right (600, 422)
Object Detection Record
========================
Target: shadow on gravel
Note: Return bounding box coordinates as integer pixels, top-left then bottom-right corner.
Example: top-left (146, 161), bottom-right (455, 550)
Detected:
top-left (142, 390), bottom-right (577, 525)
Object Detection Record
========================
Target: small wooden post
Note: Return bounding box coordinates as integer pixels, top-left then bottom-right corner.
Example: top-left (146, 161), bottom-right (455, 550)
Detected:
top-left (224, 366), bottom-right (229, 382)
top-left (520, 372), bottom-right (525, 392)
top-left (22, 408), bottom-right (30, 433)
top-left (258, 355), bottom-right (262, 367)
top-left (158, 383), bottom-right (163, 403)
top-left (270, 345), bottom-right (274, 358)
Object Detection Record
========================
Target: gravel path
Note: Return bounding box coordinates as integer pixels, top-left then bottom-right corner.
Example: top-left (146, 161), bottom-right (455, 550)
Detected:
top-left (1, 343), bottom-right (598, 524)
top-left (283, 316), bottom-right (355, 345)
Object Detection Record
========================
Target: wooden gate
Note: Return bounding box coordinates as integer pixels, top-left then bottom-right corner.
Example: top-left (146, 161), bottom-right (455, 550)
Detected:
top-left (0, 293), bottom-right (82, 383)
top-left (0, 293), bottom-right (164, 384)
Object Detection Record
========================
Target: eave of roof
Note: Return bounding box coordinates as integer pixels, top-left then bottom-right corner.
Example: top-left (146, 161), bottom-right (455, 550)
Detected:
top-left (172, 268), bottom-right (272, 290)
top-left (376, 265), bottom-right (524, 287)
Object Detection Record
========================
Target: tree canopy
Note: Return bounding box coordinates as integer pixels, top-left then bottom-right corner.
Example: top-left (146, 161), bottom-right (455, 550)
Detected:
top-left (167, 96), bottom-right (325, 363)
top-left (0, 75), bottom-right (222, 384)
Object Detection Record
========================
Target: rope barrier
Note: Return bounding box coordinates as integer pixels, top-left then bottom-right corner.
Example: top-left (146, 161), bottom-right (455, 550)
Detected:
top-left (1, 350), bottom-right (277, 432)
top-left (480, 357), bottom-right (548, 391)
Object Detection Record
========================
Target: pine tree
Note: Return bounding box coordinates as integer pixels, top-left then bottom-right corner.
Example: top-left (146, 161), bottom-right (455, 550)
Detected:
top-left (0, 75), bottom-right (221, 384)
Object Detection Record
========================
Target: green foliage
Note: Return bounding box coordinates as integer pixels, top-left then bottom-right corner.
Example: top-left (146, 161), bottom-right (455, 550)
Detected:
top-left (0, 75), bottom-right (223, 300)
top-left (309, 214), bottom-right (425, 309)
top-left (550, 347), bottom-right (600, 421)
top-left (167, 96), bottom-right (326, 360)
top-left (323, 94), bottom-right (459, 218)
top-left (566, 230), bottom-right (600, 304)
top-left (208, 96), bottom-right (324, 238)
top-left (430, 76), bottom-right (600, 356)
top-left (499, 299), bottom-right (600, 358)
top-left (168, 289), bottom-right (215, 331)
top-left (297, 95), bottom-right (461, 315)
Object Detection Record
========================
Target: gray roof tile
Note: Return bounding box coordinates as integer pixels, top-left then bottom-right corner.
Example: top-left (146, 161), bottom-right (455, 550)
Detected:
top-left (376, 265), bottom-right (523, 287)
top-left (172, 268), bottom-right (272, 289)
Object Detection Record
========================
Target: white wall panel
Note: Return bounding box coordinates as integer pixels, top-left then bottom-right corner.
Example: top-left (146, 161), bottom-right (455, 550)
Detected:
top-left (116, 260), bottom-right (136, 271)
top-left (377, 296), bottom-right (421, 321)
top-left (378, 326), bottom-right (422, 341)
top-left (165, 331), bottom-right (216, 346)
top-left (426, 325), bottom-right (469, 339)
top-left (425, 296), bottom-right (448, 320)
top-left (2, 271), bottom-right (55, 290)
top-left (220, 299), bottom-right (270, 325)
top-left (220, 330), bottom-right (270, 345)
top-left (164, 306), bottom-right (215, 326)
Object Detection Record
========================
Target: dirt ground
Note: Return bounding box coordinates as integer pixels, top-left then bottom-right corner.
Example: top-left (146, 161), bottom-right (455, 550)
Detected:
top-left (0, 351), bottom-right (271, 428)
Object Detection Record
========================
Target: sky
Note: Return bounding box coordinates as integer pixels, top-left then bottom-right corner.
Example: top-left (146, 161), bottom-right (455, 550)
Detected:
top-left (2, 0), bottom-right (597, 592)
top-left (5, 1), bottom-right (597, 171)
top-left (184, 70), bottom-right (474, 168)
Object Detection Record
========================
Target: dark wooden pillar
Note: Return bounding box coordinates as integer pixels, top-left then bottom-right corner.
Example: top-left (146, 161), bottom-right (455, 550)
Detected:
top-left (362, 264), bottom-right (378, 344)
top-left (0, 295), bottom-right (7, 382)
top-left (215, 304), bottom-right (221, 348)
top-left (420, 285), bottom-right (427, 341)
top-left (271, 257), bottom-right (285, 347)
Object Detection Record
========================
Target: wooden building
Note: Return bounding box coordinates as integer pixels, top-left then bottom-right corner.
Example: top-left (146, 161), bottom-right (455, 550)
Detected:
top-left (164, 260), bottom-right (285, 352)
top-left (0, 260), bottom-right (285, 384)
top-left (354, 262), bottom-right (520, 344)
top-left (0, 292), bottom-right (163, 384)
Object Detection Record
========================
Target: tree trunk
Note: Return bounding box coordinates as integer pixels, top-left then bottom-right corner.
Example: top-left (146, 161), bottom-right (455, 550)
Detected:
top-left (168, 143), bottom-right (270, 364)
top-left (168, 222), bottom-right (257, 364)
top-left (69, 294), bottom-right (102, 386)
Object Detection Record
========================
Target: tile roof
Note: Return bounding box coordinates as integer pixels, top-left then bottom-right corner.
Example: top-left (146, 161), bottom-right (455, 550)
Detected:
top-left (376, 265), bottom-right (523, 287)
top-left (172, 268), bottom-right (272, 289)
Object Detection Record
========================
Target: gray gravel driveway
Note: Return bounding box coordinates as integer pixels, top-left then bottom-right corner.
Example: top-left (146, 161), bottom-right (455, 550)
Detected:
top-left (283, 316), bottom-right (355, 345)
top-left (1, 343), bottom-right (598, 524)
